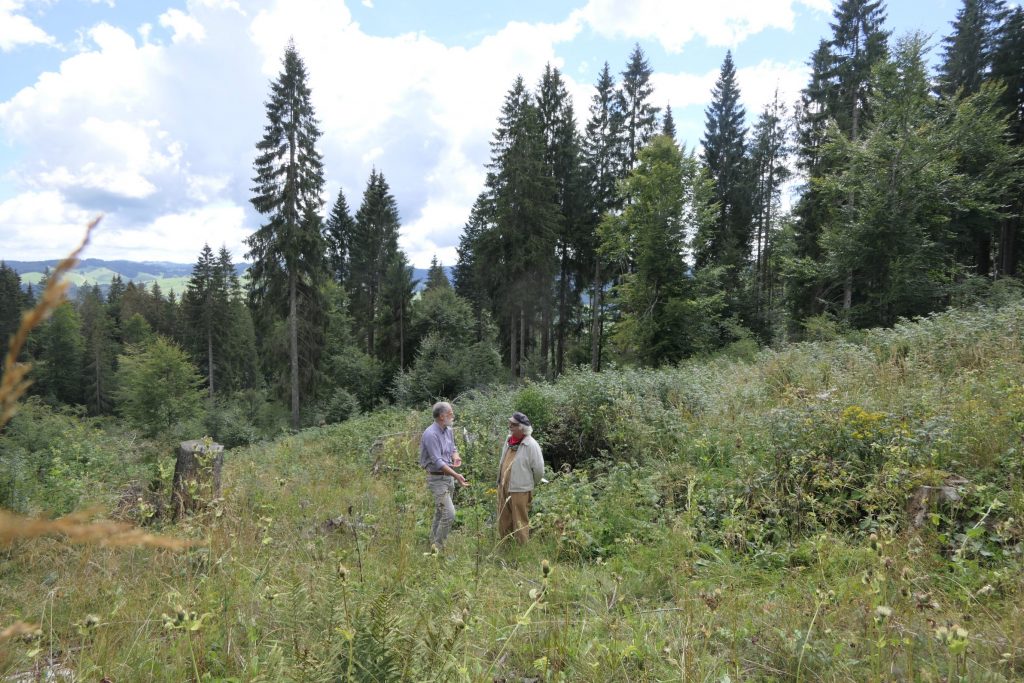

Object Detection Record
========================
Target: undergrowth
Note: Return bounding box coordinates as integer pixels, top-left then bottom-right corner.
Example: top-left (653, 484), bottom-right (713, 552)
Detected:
top-left (2, 299), bottom-right (1024, 680)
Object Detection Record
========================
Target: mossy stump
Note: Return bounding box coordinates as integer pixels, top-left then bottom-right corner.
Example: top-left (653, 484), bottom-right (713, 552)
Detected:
top-left (172, 439), bottom-right (224, 520)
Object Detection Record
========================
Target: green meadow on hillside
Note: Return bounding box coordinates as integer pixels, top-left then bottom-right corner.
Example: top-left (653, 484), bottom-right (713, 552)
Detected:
top-left (2, 301), bottom-right (1023, 681)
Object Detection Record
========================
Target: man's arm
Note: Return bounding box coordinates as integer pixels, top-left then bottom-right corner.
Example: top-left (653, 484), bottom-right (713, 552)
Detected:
top-left (530, 442), bottom-right (545, 485)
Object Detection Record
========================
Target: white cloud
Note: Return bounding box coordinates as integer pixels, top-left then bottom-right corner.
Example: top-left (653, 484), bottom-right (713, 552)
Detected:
top-left (0, 0), bottom-right (56, 51)
top-left (651, 69), bottom-right (720, 109)
top-left (736, 58), bottom-right (808, 117)
top-left (577, 0), bottom-right (831, 51)
top-left (107, 203), bottom-right (249, 262)
top-left (191, 0), bottom-right (246, 13)
top-left (361, 0), bottom-right (373, 7)
top-left (0, 191), bottom-right (250, 263)
top-left (0, 23), bottom-right (161, 138)
top-left (159, 8), bottom-right (207, 44)
top-left (0, 190), bottom-right (97, 260)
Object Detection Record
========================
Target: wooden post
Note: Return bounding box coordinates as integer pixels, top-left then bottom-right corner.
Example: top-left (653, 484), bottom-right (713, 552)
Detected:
top-left (172, 439), bottom-right (224, 520)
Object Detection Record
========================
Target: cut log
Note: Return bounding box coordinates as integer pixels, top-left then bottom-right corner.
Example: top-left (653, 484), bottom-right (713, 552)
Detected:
top-left (907, 476), bottom-right (968, 528)
top-left (172, 439), bottom-right (224, 520)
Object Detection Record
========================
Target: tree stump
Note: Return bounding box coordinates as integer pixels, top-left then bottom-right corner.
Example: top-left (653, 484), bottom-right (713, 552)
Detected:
top-left (172, 439), bottom-right (224, 520)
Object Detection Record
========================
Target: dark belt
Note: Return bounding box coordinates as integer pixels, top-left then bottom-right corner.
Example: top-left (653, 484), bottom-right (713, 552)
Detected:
top-left (428, 471), bottom-right (451, 476)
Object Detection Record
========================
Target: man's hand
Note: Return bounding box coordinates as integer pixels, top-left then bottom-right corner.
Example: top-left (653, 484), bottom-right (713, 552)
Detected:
top-left (453, 450), bottom-right (462, 468)
top-left (455, 472), bottom-right (469, 487)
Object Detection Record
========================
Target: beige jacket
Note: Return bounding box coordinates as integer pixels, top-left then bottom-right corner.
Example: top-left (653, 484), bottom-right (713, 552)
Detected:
top-left (497, 436), bottom-right (545, 493)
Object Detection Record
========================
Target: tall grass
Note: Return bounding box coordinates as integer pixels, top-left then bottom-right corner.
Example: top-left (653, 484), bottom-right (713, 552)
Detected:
top-left (2, 293), bottom-right (1023, 679)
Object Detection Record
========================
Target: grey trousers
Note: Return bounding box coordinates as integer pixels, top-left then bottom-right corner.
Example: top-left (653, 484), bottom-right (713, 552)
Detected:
top-left (427, 474), bottom-right (456, 548)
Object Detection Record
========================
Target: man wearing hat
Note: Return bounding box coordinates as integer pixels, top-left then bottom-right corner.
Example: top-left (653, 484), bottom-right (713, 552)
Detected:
top-left (496, 411), bottom-right (545, 544)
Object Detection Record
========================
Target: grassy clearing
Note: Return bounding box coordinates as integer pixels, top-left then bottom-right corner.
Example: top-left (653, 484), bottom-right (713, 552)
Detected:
top-left (2, 302), bottom-right (1024, 681)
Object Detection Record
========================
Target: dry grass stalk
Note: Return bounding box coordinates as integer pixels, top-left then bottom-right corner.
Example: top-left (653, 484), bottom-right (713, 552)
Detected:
top-left (0, 621), bottom-right (39, 642)
top-left (0, 508), bottom-right (198, 550)
top-left (1, 216), bottom-right (100, 429)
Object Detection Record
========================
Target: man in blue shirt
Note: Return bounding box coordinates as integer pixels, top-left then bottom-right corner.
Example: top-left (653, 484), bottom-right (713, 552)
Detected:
top-left (419, 401), bottom-right (468, 549)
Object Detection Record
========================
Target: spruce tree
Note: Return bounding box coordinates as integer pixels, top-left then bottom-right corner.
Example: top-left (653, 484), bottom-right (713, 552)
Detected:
top-left (0, 262), bottom-right (27, 361)
top-left (324, 187), bottom-right (356, 285)
top-left (453, 193), bottom-right (497, 342)
top-left (79, 285), bottom-right (116, 415)
top-left (424, 255), bottom-right (451, 293)
top-left (749, 92), bottom-right (791, 319)
top-left (938, 0), bottom-right (1004, 99)
top-left (377, 251), bottom-right (418, 368)
top-left (581, 62), bottom-right (623, 371)
top-left (618, 44), bottom-right (660, 172)
top-left (247, 41), bottom-right (328, 428)
top-left (662, 104), bottom-right (677, 143)
top-left (218, 245), bottom-right (259, 393)
top-left (487, 76), bottom-right (559, 377)
top-left (992, 6), bottom-right (1024, 276)
top-left (182, 243), bottom-right (238, 398)
top-left (348, 169), bottom-right (401, 357)
top-left (697, 51), bottom-right (751, 279)
top-left (537, 63), bottom-right (588, 377)
top-left (37, 303), bottom-right (84, 405)
top-left (827, 0), bottom-right (889, 142)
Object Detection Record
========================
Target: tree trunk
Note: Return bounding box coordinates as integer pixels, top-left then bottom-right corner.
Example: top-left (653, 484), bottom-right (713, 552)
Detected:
top-left (207, 328), bottom-right (214, 399)
top-left (999, 212), bottom-right (1021, 278)
top-left (590, 259), bottom-right (602, 372)
top-left (843, 270), bottom-right (853, 313)
top-left (399, 296), bottom-right (405, 369)
top-left (172, 439), bottom-right (224, 520)
top-left (556, 249), bottom-right (568, 377)
top-left (519, 305), bottom-right (526, 379)
top-left (541, 296), bottom-right (551, 380)
top-left (509, 310), bottom-right (518, 379)
top-left (289, 272), bottom-right (300, 429)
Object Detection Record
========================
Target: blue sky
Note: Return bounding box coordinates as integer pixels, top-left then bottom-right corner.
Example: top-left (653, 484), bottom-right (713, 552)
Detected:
top-left (0, 0), bottom-right (983, 267)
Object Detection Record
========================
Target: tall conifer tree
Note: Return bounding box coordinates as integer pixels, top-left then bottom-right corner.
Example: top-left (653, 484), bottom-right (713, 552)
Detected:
top-left (349, 169), bottom-right (401, 357)
top-left (992, 6), bottom-right (1024, 276)
top-left (247, 40), bottom-right (328, 428)
top-left (938, 0), bottom-right (1004, 99)
top-left (487, 76), bottom-right (559, 377)
top-left (697, 51), bottom-right (751, 278)
top-left (581, 62), bottom-right (623, 371)
top-left (325, 188), bottom-right (356, 286)
top-left (662, 104), bottom-right (677, 143)
top-left (618, 44), bottom-right (660, 172)
top-left (79, 285), bottom-right (116, 415)
top-left (537, 63), bottom-right (588, 377)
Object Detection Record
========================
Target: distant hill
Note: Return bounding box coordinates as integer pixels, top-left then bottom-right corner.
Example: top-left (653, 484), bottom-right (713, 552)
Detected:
top-left (3, 258), bottom-right (448, 297)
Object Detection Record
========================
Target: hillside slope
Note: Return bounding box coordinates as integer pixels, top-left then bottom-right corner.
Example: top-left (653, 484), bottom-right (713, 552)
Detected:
top-left (2, 302), bottom-right (1023, 680)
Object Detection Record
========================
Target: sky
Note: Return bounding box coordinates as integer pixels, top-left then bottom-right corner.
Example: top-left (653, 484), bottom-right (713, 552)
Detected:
top-left (0, 0), bottom-right (979, 268)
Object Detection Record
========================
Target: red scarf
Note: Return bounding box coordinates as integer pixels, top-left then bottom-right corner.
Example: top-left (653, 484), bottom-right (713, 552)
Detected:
top-left (507, 434), bottom-right (524, 446)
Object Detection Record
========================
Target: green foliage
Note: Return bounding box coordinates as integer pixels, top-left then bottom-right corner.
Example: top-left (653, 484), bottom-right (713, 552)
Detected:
top-left (35, 302), bottom-right (84, 405)
top-left (0, 261), bottom-right (29, 361)
top-left (393, 332), bottom-right (501, 405)
top-left (332, 594), bottom-right (404, 682)
top-left (324, 387), bottom-right (360, 424)
top-left (115, 336), bottom-right (205, 437)
top-left (600, 136), bottom-right (722, 365)
top-left (0, 397), bottom-right (149, 514)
